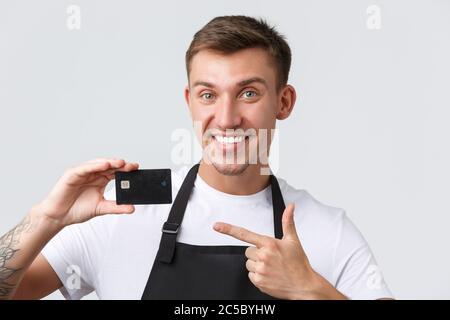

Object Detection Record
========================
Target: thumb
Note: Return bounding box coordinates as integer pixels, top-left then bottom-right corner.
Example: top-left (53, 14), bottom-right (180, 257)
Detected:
top-left (282, 203), bottom-right (299, 241)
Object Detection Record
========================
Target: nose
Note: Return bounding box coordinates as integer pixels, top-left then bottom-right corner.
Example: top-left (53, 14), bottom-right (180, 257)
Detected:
top-left (215, 95), bottom-right (242, 130)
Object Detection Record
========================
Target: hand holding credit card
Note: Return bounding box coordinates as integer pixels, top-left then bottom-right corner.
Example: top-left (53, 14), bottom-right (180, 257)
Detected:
top-left (115, 169), bottom-right (172, 205)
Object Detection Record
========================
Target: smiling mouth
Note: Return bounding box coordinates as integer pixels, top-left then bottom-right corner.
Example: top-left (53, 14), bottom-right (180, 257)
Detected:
top-left (209, 134), bottom-right (253, 153)
top-left (212, 135), bottom-right (248, 144)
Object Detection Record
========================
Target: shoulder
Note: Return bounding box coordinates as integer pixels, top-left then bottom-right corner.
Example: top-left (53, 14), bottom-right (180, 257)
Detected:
top-left (277, 176), bottom-right (346, 228)
top-left (277, 176), bottom-right (371, 259)
top-left (276, 176), bottom-right (369, 249)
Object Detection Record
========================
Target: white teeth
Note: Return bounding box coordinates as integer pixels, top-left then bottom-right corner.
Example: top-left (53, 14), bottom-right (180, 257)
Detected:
top-left (214, 135), bottom-right (245, 144)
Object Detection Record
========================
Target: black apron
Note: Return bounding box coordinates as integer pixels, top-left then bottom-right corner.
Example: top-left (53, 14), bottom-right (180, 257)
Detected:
top-left (141, 163), bottom-right (286, 300)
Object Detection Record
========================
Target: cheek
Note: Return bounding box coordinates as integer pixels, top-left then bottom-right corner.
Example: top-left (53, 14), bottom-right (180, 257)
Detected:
top-left (190, 102), bottom-right (208, 120)
top-left (242, 103), bottom-right (277, 131)
top-left (190, 100), bottom-right (213, 119)
top-left (190, 104), bottom-right (215, 139)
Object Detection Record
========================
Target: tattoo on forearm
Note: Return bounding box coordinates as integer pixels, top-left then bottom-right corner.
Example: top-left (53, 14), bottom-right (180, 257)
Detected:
top-left (0, 216), bottom-right (33, 298)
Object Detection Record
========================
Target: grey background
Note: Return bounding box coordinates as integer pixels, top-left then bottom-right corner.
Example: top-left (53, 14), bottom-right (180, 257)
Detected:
top-left (1, 0), bottom-right (449, 299)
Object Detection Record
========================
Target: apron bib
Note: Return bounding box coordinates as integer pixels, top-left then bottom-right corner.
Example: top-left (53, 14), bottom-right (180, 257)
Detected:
top-left (141, 164), bottom-right (286, 299)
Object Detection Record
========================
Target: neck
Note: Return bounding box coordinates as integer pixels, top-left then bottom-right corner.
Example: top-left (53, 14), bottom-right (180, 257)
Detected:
top-left (198, 162), bottom-right (271, 195)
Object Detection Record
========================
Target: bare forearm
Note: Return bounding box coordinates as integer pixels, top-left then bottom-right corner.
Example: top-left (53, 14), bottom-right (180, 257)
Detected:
top-left (0, 205), bottom-right (62, 299)
top-left (298, 271), bottom-right (348, 300)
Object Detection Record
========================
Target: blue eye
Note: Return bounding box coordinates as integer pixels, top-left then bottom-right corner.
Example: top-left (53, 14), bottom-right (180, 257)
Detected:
top-left (201, 92), bottom-right (214, 100)
top-left (242, 91), bottom-right (257, 98)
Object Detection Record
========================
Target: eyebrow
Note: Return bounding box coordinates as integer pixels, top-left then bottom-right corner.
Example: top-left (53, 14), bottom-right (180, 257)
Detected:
top-left (192, 77), bottom-right (268, 89)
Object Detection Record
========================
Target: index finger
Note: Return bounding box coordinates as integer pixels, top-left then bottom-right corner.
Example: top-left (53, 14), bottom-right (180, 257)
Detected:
top-left (71, 160), bottom-right (137, 178)
top-left (213, 222), bottom-right (270, 248)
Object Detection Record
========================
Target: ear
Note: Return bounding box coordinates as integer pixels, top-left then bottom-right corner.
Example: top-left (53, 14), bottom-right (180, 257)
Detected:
top-left (276, 84), bottom-right (297, 120)
top-left (184, 85), bottom-right (191, 110)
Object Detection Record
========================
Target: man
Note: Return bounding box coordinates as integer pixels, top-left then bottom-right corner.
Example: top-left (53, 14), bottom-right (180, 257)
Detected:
top-left (1, 16), bottom-right (393, 300)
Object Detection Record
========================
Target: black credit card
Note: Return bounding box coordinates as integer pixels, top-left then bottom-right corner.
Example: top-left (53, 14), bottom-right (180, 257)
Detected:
top-left (115, 169), bottom-right (172, 205)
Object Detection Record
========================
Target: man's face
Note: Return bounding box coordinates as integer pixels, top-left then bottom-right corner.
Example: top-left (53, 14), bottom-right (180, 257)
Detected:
top-left (185, 47), bottom-right (290, 176)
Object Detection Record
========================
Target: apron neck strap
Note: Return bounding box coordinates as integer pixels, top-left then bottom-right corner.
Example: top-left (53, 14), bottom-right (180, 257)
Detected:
top-left (270, 174), bottom-right (285, 239)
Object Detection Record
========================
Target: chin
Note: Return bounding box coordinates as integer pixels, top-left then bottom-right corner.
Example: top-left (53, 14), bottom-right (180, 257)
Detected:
top-left (212, 162), bottom-right (250, 176)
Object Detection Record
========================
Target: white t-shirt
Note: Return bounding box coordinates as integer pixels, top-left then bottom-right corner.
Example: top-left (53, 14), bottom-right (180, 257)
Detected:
top-left (41, 166), bottom-right (393, 300)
